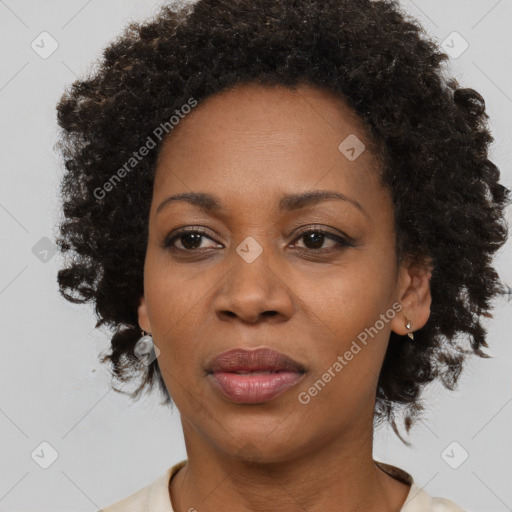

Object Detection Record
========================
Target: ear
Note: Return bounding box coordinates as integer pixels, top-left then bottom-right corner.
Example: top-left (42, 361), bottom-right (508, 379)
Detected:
top-left (137, 296), bottom-right (151, 333)
top-left (390, 255), bottom-right (433, 337)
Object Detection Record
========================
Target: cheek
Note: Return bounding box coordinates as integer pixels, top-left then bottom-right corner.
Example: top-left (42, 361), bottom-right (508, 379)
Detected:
top-left (144, 247), bottom-right (210, 320)
top-left (312, 285), bottom-right (391, 375)
top-left (300, 252), bottom-right (397, 380)
top-left (300, 280), bottom-right (393, 416)
top-left (308, 257), bottom-right (395, 329)
top-left (143, 260), bottom-right (207, 375)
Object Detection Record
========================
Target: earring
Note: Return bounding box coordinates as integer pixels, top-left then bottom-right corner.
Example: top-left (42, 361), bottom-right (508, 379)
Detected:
top-left (134, 330), bottom-right (156, 365)
top-left (404, 317), bottom-right (414, 340)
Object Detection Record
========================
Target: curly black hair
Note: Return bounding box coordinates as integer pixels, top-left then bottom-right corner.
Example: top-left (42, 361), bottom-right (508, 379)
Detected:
top-left (54, 0), bottom-right (510, 444)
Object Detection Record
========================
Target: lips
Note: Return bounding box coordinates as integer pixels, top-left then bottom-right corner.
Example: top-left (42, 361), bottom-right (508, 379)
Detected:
top-left (206, 347), bottom-right (305, 374)
top-left (206, 347), bottom-right (306, 404)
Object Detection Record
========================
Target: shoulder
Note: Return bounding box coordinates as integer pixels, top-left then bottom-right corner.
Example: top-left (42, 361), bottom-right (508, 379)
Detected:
top-left (402, 482), bottom-right (466, 512)
top-left (374, 460), bottom-right (466, 512)
top-left (97, 460), bottom-right (187, 512)
top-left (99, 483), bottom-right (150, 512)
top-left (430, 496), bottom-right (466, 512)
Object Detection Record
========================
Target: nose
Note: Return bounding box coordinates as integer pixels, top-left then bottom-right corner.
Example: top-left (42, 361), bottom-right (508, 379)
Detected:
top-left (213, 243), bottom-right (295, 324)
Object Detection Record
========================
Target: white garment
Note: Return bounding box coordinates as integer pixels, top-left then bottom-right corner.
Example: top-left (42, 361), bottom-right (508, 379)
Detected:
top-left (99, 459), bottom-right (466, 512)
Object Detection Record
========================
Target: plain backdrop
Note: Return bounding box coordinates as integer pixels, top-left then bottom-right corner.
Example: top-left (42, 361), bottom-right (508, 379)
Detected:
top-left (1, 1), bottom-right (511, 511)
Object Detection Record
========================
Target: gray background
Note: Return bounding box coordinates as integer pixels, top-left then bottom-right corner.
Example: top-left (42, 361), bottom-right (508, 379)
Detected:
top-left (1, 1), bottom-right (511, 511)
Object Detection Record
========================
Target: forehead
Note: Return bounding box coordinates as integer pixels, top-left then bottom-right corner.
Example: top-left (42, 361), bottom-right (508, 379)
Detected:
top-left (156, 82), bottom-right (375, 161)
top-left (151, 82), bottom-right (386, 218)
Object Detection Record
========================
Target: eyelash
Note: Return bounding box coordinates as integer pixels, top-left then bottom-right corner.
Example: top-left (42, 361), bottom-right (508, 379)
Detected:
top-left (162, 226), bottom-right (355, 254)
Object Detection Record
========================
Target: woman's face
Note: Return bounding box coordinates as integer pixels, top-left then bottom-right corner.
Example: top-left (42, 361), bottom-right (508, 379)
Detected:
top-left (138, 83), bottom-right (429, 462)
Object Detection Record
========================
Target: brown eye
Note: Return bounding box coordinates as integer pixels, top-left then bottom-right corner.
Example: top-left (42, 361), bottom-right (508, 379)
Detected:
top-left (162, 227), bottom-right (355, 254)
top-left (291, 228), bottom-right (354, 252)
top-left (163, 228), bottom-right (220, 251)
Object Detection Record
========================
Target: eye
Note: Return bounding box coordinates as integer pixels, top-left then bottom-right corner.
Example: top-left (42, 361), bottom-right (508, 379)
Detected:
top-left (163, 226), bottom-right (354, 254)
top-left (290, 228), bottom-right (353, 252)
top-left (163, 228), bottom-right (221, 251)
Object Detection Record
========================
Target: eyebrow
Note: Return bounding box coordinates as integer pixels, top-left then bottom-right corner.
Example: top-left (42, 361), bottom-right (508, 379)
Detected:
top-left (156, 190), bottom-right (367, 217)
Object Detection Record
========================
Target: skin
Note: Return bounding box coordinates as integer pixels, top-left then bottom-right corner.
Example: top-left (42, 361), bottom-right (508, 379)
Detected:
top-left (138, 83), bottom-right (432, 512)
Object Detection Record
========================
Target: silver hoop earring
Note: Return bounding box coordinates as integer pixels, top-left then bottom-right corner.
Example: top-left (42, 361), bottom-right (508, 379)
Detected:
top-left (134, 330), bottom-right (157, 365)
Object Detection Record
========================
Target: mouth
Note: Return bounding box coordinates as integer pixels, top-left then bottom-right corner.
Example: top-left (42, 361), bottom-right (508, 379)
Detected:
top-left (207, 370), bottom-right (305, 404)
top-left (206, 347), bottom-right (306, 404)
top-left (206, 347), bottom-right (306, 374)
top-left (230, 370), bottom-right (288, 374)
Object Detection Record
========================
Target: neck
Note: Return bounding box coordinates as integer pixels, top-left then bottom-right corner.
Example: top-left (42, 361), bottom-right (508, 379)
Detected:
top-left (169, 422), bottom-right (410, 512)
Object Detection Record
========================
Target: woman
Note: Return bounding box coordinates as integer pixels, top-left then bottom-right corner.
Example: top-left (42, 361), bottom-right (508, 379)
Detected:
top-left (55, 0), bottom-right (510, 510)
